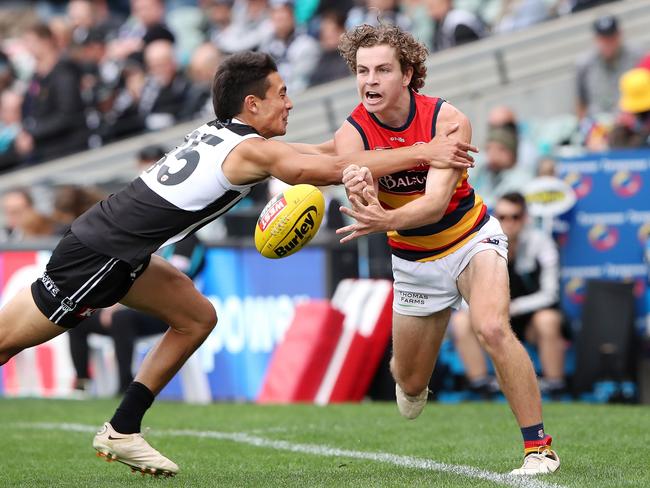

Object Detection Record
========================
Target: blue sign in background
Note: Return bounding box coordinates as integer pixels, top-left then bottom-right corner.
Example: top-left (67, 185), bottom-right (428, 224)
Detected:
top-left (157, 247), bottom-right (327, 401)
top-left (557, 150), bottom-right (650, 329)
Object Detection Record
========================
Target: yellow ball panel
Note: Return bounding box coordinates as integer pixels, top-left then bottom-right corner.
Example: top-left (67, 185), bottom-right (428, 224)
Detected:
top-left (254, 184), bottom-right (325, 259)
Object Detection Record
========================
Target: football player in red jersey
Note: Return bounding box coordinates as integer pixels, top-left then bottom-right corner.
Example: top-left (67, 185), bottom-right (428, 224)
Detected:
top-left (334, 24), bottom-right (560, 475)
top-left (0, 51), bottom-right (478, 478)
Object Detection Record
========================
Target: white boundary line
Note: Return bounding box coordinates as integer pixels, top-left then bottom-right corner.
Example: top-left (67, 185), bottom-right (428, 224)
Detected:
top-left (19, 422), bottom-right (563, 488)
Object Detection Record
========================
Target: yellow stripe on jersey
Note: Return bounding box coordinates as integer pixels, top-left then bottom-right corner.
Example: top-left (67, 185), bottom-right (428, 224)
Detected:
top-left (387, 193), bottom-right (485, 252)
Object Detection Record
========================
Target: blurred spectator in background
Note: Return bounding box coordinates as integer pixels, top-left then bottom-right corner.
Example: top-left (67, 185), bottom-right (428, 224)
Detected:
top-left (471, 121), bottom-right (533, 209)
top-left (20, 208), bottom-right (57, 240)
top-left (576, 14), bottom-right (642, 121)
top-left (536, 156), bottom-right (558, 177)
top-left (17, 23), bottom-right (88, 165)
top-left (100, 55), bottom-right (146, 140)
top-left (216, 0), bottom-right (273, 54)
top-left (487, 105), bottom-right (538, 172)
top-left (427, 0), bottom-right (487, 52)
top-left (0, 90), bottom-right (23, 172)
top-left (204, 0), bottom-right (235, 46)
top-left (262, 0), bottom-right (320, 95)
top-left (136, 144), bottom-right (166, 171)
top-left (180, 42), bottom-right (221, 121)
top-left (0, 187), bottom-right (34, 242)
top-left (69, 27), bottom-right (114, 148)
top-left (67, 0), bottom-right (97, 46)
top-left (47, 15), bottom-right (73, 53)
top-left (139, 39), bottom-right (190, 130)
top-left (345, 0), bottom-right (412, 32)
top-left (493, 0), bottom-right (550, 34)
top-left (451, 192), bottom-right (567, 398)
top-left (51, 184), bottom-right (106, 234)
top-left (0, 50), bottom-right (17, 93)
top-left (308, 11), bottom-right (350, 87)
top-left (108, 0), bottom-right (174, 64)
top-left (609, 67), bottom-right (650, 149)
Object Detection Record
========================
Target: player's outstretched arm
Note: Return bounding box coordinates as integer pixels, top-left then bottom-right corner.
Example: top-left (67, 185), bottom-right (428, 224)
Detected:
top-left (288, 139), bottom-right (335, 155)
top-left (227, 136), bottom-right (467, 186)
top-left (336, 105), bottom-right (473, 242)
top-left (334, 120), bottom-right (477, 179)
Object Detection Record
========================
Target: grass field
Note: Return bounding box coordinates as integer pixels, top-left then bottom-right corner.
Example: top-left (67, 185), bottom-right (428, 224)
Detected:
top-left (0, 398), bottom-right (646, 487)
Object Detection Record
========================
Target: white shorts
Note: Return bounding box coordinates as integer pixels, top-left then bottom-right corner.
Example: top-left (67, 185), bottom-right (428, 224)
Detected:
top-left (392, 216), bottom-right (508, 317)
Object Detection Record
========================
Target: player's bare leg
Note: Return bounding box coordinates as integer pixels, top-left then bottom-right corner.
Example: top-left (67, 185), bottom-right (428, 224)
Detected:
top-left (120, 256), bottom-right (217, 394)
top-left (457, 250), bottom-right (559, 474)
top-left (94, 256), bottom-right (217, 477)
top-left (390, 309), bottom-right (450, 419)
top-left (530, 309), bottom-right (565, 382)
top-left (0, 287), bottom-right (67, 365)
top-left (450, 309), bottom-right (489, 382)
top-left (457, 250), bottom-right (540, 425)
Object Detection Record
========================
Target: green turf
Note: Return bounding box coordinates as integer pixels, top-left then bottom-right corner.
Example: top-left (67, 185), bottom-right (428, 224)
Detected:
top-left (0, 398), bottom-right (646, 487)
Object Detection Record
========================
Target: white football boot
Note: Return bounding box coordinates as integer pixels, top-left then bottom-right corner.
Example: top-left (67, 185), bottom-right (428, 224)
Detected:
top-left (395, 383), bottom-right (428, 419)
top-left (93, 422), bottom-right (179, 477)
top-left (510, 446), bottom-right (560, 475)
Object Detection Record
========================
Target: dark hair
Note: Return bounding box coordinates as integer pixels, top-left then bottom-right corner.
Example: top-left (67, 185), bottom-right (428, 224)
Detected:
top-left (338, 24), bottom-right (428, 92)
top-left (26, 23), bottom-right (55, 41)
top-left (212, 51), bottom-right (278, 121)
top-left (138, 144), bottom-right (167, 162)
top-left (499, 192), bottom-right (527, 211)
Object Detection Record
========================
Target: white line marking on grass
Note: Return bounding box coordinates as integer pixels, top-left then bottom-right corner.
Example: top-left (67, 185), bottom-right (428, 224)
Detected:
top-left (21, 422), bottom-right (563, 488)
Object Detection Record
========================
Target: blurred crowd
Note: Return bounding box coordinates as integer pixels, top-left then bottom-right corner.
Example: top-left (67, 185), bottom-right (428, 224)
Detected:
top-left (0, 0), bottom-right (632, 172)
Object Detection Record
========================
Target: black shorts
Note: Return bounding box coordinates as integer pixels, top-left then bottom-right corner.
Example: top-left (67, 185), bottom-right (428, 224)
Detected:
top-left (510, 305), bottom-right (572, 341)
top-left (31, 231), bottom-right (150, 328)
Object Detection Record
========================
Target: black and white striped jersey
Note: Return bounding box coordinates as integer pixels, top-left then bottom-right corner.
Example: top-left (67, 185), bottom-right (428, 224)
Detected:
top-left (72, 120), bottom-right (264, 266)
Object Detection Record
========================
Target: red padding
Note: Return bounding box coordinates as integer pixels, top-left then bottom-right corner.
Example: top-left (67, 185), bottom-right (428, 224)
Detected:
top-left (258, 300), bottom-right (344, 403)
top-left (328, 287), bottom-right (393, 402)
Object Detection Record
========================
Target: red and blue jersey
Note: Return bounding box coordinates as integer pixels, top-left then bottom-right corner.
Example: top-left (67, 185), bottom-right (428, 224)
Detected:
top-left (347, 91), bottom-right (488, 262)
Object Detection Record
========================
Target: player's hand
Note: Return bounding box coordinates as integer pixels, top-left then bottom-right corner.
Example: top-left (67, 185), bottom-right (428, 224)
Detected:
top-left (337, 185), bottom-right (389, 243)
top-left (342, 165), bottom-right (373, 196)
top-left (426, 123), bottom-right (478, 169)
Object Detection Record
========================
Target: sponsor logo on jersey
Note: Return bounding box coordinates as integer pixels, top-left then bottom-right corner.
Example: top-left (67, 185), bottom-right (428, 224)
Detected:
top-left (611, 170), bottom-right (642, 198)
top-left (481, 237), bottom-right (500, 246)
top-left (258, 196), bottom-right (287, 232)
top-left (379, 170), bottom-right (428, 194)
top-left (40, 273), bottom-right (59, 297)
top-left (273, 208), bottom-right (316, 257)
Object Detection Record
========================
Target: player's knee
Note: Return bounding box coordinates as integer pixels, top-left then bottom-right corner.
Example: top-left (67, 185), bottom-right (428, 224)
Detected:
top-left (476, 321), bottom-right (508, 350)
top-left (194, 298), bottom-right (218, 336)
top-left (532, 309), bottom-right (561, 338)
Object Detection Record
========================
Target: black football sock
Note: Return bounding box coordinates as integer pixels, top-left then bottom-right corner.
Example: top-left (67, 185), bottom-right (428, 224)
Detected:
top-left (109, 381), bottom-right (155, 434)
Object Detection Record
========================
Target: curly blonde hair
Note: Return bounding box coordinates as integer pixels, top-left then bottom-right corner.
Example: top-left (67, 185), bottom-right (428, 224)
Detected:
top-left (338, 24), bottom-right (428, 92)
